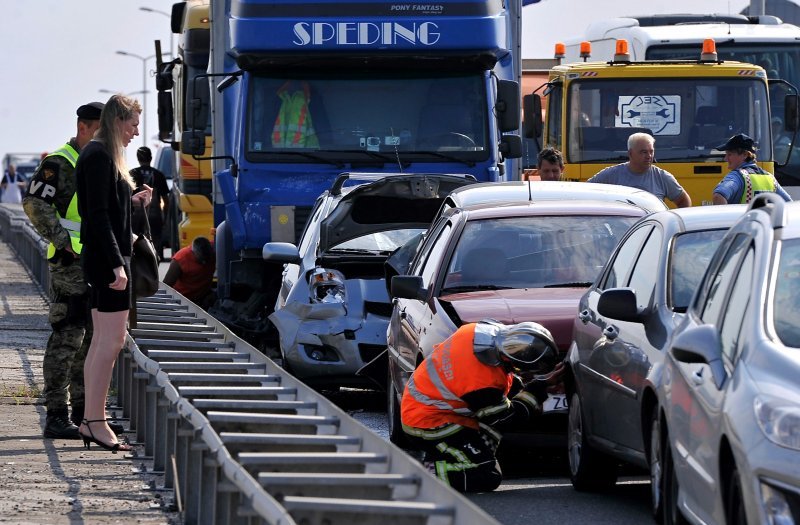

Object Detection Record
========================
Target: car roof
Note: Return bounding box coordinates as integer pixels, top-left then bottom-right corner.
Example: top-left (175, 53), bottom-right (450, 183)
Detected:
top-left (461, 199), bottom-right (649, 220)
top-left (643, 203), bottom-right (749, 231)
top-left (445, 181), bottom-right (668, 213)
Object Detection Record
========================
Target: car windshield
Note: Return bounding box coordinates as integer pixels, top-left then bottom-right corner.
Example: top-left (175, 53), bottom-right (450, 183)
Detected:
top-left (774, 238), bottom-right (800, 348)
top-left (566, 77), bottom-right (771, 163)
top-left (669, 229), bottom-right (729, 312)
top-left (332, 228), bottom-right (426, 254)
top-left (246, 73), bottom-right (489, 164)
top-left (441, 215), bottom-right (638, 291)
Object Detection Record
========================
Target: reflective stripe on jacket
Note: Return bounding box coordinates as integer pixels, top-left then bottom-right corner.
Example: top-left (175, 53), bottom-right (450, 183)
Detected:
top-left (45, 144), bottom-right (82, 258)
top-left (738, 164), bottom-right (776, 204)
top-left (401, 323), bottom-right (513, 431)
top-left (271, 81), bottom-right (319, 148)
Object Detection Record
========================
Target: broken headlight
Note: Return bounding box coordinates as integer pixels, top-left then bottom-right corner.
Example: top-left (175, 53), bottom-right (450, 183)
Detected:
top-left (309, 268), bottom-right (346, 303)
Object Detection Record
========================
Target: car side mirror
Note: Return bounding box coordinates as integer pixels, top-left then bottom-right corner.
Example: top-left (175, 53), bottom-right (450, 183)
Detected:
top-left (262, 242), bottom-right (301, 264)
top-left (181, 130), bottom-right (205, 156)
top-left (669, 324), bottom-right (727, 389)
top-left (391, 275), bottom-right (427, 301)
top-left (597, 288), bottom-right (644, 322)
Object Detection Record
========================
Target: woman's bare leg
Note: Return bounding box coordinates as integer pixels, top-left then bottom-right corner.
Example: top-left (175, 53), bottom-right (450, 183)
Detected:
top-left (80, 308), bottom-right (129, 445)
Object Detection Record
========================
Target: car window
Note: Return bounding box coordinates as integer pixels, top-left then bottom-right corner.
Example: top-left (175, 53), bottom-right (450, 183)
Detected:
top-left (335, 228), bottom-right (425, 253)
top-left (411, 216), bottom-right (451, 275)
top-left (669, 229), bottom-right (728, 312)
top-left (700, 234), bottom-right (750, 325)
top-left (627, 226), bottom-right (662, 311)
top-left (601, 224), bottom-right (653, 291)
top-left (419, 221), bottom-right (453, 288)
top-left (719, 247), bottom-right (753, 364)
top-left (442, 215), bottom-right (637, 291)
top-left (774, 238), bottom-right (800, 348)
top-left (298, 196), bottom-right (327, 255)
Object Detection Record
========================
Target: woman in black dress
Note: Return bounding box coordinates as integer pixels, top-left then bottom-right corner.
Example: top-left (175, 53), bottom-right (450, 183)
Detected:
top-left (75, 94), bottom-right (151, 452)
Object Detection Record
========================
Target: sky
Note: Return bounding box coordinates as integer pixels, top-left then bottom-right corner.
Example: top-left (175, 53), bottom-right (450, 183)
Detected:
top-left (0, 0), bottom-right (758, 168)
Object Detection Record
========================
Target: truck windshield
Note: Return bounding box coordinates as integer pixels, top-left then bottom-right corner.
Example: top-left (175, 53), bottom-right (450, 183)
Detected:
top-left (246, 73), bottom-right (489, 164)
top-left (566, 77), bottom-right (771, 163)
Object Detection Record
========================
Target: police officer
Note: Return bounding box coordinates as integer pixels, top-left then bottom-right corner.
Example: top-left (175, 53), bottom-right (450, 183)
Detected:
top-left (23, 102), bottom-right (103, 439)
top-left (401, 320), bottom-right (565, 492)
top-left (712, 133), bottom-right (792, 204)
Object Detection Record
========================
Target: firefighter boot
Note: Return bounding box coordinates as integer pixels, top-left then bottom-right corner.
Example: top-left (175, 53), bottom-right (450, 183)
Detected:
top-left (44, 409), bottom-right (81, 439)
top-left (70, 405), bottom-right (124, 436)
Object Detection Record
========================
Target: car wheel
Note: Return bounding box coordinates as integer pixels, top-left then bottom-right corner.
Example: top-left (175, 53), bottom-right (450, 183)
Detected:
top-left (662, 430), bottom-right (688, 525)
top-left (650, 412), bottom-right (664, 522)
top-left (725, 466), bottom-right (747, 525)
top-left (387, 366), bottom-right (409, 448)
top-left (568, 391), bottom-right (618, 491)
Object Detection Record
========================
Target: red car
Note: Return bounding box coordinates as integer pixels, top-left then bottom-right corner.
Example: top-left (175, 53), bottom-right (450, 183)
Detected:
top-left (386, 184), bottom-right (662, 446)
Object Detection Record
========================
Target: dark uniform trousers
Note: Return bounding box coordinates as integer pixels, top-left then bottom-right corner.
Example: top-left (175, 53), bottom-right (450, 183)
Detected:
top-left (405, 423), bottom-right (503, 493)
top-left (43, 258), bottom-right (91, 412)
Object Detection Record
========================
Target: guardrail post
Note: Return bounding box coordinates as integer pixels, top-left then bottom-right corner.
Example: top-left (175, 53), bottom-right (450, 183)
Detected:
top-left (175, 422), bottom-right (193, 513)
top-left (184, 441), bottom-right (207, 524)
top-left (199, 457), bottom-right (219, 525)
top-left (144, 380), bottom-right (159, 458)
top-left (163, 409), bottom-right (179, 489)
top-left (153, 398), bottom-right (170, 473)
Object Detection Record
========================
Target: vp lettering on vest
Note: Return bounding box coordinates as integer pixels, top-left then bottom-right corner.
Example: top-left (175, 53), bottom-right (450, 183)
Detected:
top-left (30, 180), bottom-right (57, 200)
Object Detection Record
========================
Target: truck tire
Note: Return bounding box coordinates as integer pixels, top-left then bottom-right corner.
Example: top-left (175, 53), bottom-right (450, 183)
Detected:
top-left (568, 391), bottom-right (618, 491)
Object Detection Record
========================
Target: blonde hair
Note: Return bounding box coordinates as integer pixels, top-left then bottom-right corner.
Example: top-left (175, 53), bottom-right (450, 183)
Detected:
top-left (95, 94), bottom-right (141, 188)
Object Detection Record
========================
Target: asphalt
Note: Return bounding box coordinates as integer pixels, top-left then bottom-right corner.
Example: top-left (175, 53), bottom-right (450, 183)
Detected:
top-left (0, 224), bottom-right (180, 524)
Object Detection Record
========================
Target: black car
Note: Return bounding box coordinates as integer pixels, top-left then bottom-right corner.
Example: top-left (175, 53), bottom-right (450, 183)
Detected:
top-left (565, 204), bottom-right (746, 521)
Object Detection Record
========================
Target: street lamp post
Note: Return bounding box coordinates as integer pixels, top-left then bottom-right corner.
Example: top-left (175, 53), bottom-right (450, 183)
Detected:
top-left (116, 51), bottom-right (156, 148)
top-left (140, 6), bottom-right (173, 59)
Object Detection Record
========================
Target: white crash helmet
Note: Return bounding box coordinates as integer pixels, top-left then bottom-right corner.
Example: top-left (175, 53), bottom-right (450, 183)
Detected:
top-left (493, 321), bottom-right (558, 374)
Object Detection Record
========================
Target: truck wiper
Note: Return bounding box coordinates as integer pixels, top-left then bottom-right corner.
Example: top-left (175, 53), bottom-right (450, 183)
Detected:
top-left (338, 150), bottom-right (411, 168)
top-left (415, 151), bottom-right (476, 167)
top-left (268, 151), bottom-right (345, 168)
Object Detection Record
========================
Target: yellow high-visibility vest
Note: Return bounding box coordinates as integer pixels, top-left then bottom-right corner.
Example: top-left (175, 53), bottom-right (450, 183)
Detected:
top-left (45, 144), bottom-right (83, 258)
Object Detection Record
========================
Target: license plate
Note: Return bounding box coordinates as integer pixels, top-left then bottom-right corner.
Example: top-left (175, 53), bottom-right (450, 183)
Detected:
top-left (543, 393), bottom-right (568, 413)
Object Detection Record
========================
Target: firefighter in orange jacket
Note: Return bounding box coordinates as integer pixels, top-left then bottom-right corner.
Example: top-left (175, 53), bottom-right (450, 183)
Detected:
top-left (401, 320), bottom-right (564, 493)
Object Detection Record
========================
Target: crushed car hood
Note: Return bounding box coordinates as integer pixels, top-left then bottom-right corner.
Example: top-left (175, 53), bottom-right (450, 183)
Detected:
top-left (440, 287), bottom-right (586, 352)
top-left (319, 173), bottom-right (474, 252)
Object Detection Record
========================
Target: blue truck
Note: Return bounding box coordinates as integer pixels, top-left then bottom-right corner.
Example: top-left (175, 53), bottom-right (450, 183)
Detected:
top-left (169, 0), bottom-right (524, 348)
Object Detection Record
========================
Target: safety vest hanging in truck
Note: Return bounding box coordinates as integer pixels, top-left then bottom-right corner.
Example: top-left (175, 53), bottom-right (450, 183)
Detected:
top-left (45, 144), bottom-right (83, 258)
top-left (272, 81), bottom-right (319, 148)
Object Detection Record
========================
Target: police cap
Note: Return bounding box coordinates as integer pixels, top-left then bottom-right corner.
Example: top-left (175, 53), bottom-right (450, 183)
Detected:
top-left (76, 102), bottom-right (104, 120)
top-left (716, 133), bottom-right (757, 153)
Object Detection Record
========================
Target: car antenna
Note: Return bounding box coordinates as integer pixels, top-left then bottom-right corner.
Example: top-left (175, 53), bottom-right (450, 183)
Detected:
top-left (527, 173), bottom-right (533, 201)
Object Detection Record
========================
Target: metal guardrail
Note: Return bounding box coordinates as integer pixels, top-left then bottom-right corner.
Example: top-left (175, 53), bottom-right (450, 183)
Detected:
top-left (0, 205), bottom-right (500, 525)
top-left (0, 203), bottom-right (50, 290)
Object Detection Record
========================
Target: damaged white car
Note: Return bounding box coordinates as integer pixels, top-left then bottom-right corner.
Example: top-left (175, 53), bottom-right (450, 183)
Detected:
top-left (262, 173), bottom-right (475, 389)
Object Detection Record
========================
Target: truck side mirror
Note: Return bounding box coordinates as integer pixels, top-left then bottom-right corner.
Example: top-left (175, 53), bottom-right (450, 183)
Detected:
top-left (157, 91), bottom-right (174, 142)
top-left (182, 130), bottom-right (205, 156)
top-left (522, 94), bottom-right (543, 139)
top-left (499, 135), bottom-right (523, 159)
top-left (496, 80), bottom-right (521, 133)
top-left (785, 93), bottom-right (799, 132)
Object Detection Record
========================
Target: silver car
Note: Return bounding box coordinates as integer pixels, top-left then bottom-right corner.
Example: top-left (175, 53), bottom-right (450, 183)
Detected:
top-left (262, 173), bottom-right (474, 388)
top-left (662, 194), bottom-right (800, 525)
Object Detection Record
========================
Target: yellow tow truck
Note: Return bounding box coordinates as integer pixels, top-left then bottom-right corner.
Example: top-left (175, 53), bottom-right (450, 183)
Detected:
top-left (525, 39), bottom-right (798, 205)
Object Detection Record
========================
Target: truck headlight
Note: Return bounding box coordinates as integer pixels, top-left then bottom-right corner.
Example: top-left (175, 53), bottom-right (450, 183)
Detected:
top-left (309, 268), bottom-right (346, 304)
top-left (754, 395), bottom-right (800, 451)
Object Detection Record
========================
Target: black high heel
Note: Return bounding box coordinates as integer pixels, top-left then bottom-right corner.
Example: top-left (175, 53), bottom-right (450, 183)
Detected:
top-left (79, 419), bottom-right (132, 454)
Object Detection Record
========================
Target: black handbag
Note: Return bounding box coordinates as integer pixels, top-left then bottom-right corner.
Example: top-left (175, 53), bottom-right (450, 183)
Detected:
top-left (131, 201), bottom-right (159, 298)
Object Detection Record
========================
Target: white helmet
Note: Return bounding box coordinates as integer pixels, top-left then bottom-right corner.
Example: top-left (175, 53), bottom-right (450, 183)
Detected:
top-left (494, 322), bottom-right (558, 374)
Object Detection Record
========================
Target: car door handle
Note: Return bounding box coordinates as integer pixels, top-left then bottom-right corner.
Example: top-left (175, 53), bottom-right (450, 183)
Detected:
top-left (603, 325), bottom-right (619, 340)
top-left (692, 368), bottom-right (704, 386)
top-left (578, 309), bottom-right (591, 324)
